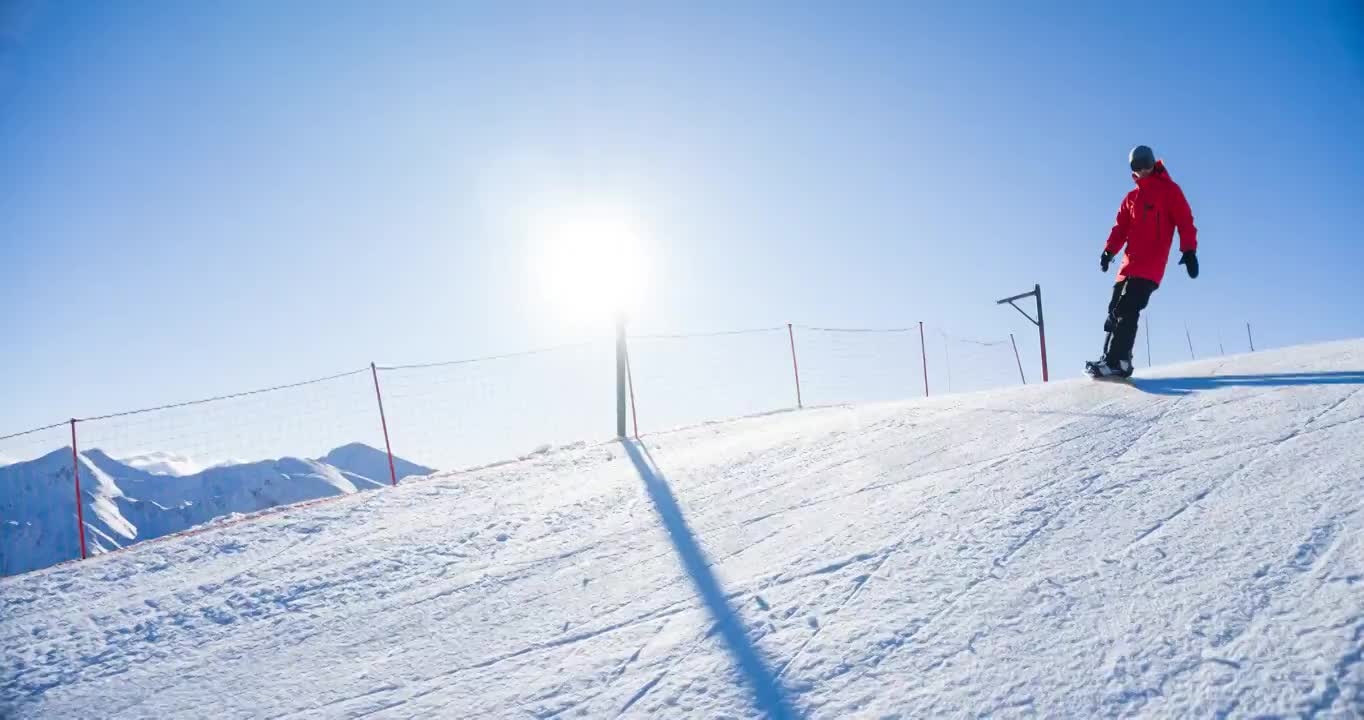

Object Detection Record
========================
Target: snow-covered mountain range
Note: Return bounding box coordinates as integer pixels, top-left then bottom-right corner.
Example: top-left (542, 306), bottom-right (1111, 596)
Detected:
top-left (0, 443), bottom-right (432, 576)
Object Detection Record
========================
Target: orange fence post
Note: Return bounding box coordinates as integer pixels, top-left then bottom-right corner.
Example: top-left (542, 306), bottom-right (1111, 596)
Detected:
top-left (370, 363), bottom-right (398, 486)
top-left (787, 323), bottom-right (803, 409)
top-left (919, 321), bottom-right (929, 397)
top-left (69, 419), bottom-right (87, 560)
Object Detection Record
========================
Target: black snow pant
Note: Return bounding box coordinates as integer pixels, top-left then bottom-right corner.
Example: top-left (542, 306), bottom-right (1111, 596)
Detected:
top-left (1102, 277), bottom-right (1159, 364)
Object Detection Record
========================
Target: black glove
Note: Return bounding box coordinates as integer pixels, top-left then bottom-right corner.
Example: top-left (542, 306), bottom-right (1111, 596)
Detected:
top-left (1179, 250), bottom-right (1199, 279)
top-left (1100, 250), bottom-right (1114, 273)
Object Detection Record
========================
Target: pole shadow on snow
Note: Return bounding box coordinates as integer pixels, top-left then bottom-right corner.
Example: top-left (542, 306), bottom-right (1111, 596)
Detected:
top-left (621, 439), bottom-right (800, 720)
top-left (1132, 371), bottom-right (1364, 396)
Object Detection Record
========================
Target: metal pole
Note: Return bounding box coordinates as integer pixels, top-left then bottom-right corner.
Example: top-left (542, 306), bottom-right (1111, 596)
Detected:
top-left (996, 285), bottom-right (1047, 382)
top-left (70, 419), bottom-right (87, 560)
top-left (370, 363), bottom-right (398, 487)
top-left (1010, 333), bottom-right (1026, 385)
top-left (919, 321), bottom-right (928, 397)
top-left (1035, 284), bottom-right (1049, 382)
top-left (1247, 323), bottom-right (1255, 352)
top-left (616, 317), bottom-right (628, 438)
top-left (1185, 322), bottom-right (1195, 360)
top-left (787, 323), bottom-right (803, 409)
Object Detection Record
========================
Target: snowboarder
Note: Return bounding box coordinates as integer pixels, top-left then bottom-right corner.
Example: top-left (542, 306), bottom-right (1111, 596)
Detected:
top-left (1087, 145), bottom-right (1199, 379)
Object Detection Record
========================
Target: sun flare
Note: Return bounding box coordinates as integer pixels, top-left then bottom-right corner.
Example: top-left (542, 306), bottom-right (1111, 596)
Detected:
top-left (531, 204), bottom-right (649, 328)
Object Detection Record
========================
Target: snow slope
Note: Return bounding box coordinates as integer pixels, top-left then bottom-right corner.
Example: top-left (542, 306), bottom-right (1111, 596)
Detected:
top-left (0, 444), bottom-right (433, 577)
top-left (2, 340), bottom-right (1362, 718)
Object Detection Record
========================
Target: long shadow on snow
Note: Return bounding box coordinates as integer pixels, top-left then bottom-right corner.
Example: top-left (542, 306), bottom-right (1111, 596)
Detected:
top-left (1132, 370), bottom-right (1364, 396)
top-left (621, 439), bottom-right (800, 720)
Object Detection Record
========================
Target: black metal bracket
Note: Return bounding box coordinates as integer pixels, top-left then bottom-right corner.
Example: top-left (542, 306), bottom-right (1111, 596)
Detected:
top-left (996, 283), bottom-right (1048, 383)
top-left (997, 289), bottom-right (1040, 327)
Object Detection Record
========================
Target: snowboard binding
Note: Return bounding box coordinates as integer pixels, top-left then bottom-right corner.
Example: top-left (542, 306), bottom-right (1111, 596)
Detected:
top-left (1085, 357), bottom-right (1134, 381)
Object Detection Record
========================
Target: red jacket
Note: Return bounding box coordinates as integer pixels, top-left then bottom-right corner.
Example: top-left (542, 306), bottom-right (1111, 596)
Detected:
top-left (1104, 160), bottom-right (1197, 284)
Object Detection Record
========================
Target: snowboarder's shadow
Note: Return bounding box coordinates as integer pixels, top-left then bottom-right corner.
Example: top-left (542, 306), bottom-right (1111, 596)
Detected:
top-left (1131, 371), bottom-right (1364, 396)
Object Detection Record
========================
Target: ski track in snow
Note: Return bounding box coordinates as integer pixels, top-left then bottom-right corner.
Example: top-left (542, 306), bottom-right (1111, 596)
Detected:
top-left (3, 341), bottom-right (1364, 718)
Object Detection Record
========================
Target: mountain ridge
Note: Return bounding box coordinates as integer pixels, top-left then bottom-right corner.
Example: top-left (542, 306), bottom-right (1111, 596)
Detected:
top-left (0, 443), bottom-right (433, 576)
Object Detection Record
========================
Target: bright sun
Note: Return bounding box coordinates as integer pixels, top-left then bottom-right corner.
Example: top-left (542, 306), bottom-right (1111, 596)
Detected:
top-left (531, 204), bottom-right (649, 328)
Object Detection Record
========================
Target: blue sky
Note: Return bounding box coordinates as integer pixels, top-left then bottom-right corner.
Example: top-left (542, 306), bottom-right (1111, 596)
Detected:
top-left (2, 0), bottom-right (1362, 439)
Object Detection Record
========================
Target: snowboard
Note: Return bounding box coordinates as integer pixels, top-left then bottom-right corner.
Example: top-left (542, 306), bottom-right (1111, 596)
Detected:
top-left (1084, 360), bottom-right (1133, 383)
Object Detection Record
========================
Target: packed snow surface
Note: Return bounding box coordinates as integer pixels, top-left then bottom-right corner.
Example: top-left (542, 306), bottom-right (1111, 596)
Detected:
top-left (2, 340), bottom-right (1362, 718)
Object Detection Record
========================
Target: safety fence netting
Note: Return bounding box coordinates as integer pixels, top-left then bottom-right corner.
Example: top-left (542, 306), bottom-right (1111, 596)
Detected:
top-left (376, 341), bottom-right (617, 472)
top-left (75, 368), bottom-right (387, 479)
top-left (793, 325), bottom-right (927, 408)
top-left (934, 330), bottom-right (1032, 395)
top-left (1, 423), bottom-right (78, 576)
top-left (1, 369), bottom-right (391, 575)
top-left (2, 322), bottom-right (1042, 576)
top-left (625, 328), bottom-right (794, 434)
top-left (622, 324), bottom-right (1030, 435)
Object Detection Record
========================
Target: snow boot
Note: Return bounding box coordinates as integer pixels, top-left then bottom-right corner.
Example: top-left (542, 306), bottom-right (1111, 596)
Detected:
top-left (1086, 356), bottom-right (1133, 379)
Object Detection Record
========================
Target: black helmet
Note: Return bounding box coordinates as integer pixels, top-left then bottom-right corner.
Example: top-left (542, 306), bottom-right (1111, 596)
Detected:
top-left (1129, 145), bottom-right (1156, 172)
